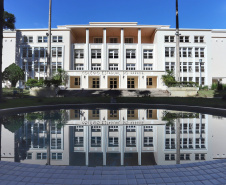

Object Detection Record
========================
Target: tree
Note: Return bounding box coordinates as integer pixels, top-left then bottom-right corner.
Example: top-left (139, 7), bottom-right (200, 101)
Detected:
top-left (0, 4), bottom-right (16, 100)
top-left (3, 11), bottom-right (15, 30)
top-left (3, 63), bottom-right (24, 87)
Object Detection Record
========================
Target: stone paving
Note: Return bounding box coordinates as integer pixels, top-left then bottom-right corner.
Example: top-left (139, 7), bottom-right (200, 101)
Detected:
top-left (0, 160), bottom-right (226, 185)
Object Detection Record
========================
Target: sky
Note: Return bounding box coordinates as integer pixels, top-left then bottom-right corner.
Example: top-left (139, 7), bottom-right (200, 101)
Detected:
top-left (4, 0), bottom-right (226, 29)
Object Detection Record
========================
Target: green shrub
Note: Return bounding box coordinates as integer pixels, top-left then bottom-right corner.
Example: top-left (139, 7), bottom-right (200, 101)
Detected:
top-left (161, 71), bottom-right (176, 87)
top-left (26, 79), bottom-right (43, 88)
top-left (211, 83), bottom-right (218, 90)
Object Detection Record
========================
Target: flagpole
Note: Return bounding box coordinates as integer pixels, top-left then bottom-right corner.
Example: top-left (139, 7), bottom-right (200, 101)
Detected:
top-left (47, 0), bottom-right (52, 79)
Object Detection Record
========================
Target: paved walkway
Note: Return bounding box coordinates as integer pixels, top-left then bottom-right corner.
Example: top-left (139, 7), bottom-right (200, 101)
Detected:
top-left (0, 160), bottom-right (226, 185)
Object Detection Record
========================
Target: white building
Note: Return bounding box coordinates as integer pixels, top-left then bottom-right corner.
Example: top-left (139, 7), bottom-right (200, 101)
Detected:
top-left (2, 22), bottom-right (226, 89)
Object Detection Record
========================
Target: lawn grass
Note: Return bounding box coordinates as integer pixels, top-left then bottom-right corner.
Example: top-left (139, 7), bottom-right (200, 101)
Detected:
top-left (198, 89), bottom-right (226, 98)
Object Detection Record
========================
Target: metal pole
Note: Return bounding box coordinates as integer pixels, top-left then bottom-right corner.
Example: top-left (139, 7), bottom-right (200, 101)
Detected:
top-left (175, 0), bottom-right (180, 82)
top-left (176, 118), bottom-right (180, 164)
top-left (47, 0), bottom-right (52, 79)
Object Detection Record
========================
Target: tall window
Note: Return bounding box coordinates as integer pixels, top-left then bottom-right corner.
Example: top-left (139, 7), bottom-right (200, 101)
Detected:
top-left (126, 49), bottom-right (136, 58)
top-left (75, 49), bottom-right (84, 59)
top-left (127, 78), bottom-right (135, 88)
top-left (146, 77), bottom-right (152, 86)
top-left (143, 49), bottom-right (153, 59)
top-left (92, 78), bottom-right (100, 88)
top-left (94, 38), bottom-right (102, 43)
top-left (74, 77), bottom-right (80, 86)
top-left (125, 38), bottom-right (133, 43)
top-left (165, 36), bottom-right (175, 42)
top-left (91, 49), bottom-right (101, 58)
top-left (126, 137), bottom-right (136, 147)
top-left (180, 47), bottom-right (192, 57)
top-left (165, 62), bottom-right (175, 71)
top-left (109, 49), bottom-right (118, 58)
top-left (52, 36), bottom-right (63, 42)
top-left (165, 47), bottom-right (175, 57)
top-left (109, 78), bottom-right (118, 89)
top-left (194, 36), bottom-right (204, 43)
top-left (110, 38), bottom-right (118, 43)
top-left (52, 47), bottom-right (62, 57)
top-left (38, 36), bottom-right (48, 43)
top-left (91, 137), bottom-right (101, 147)
top-left (144, 137), bottom-right (153, 147)
top-left (109, 137), bottom-right (119, 147)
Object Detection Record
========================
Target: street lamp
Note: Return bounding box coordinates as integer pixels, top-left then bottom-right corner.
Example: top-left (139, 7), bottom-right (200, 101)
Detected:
top-left (199, 59), bottom-right (202, 87)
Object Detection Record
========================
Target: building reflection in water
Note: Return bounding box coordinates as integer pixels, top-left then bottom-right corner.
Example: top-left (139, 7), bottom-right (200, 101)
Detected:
top-left (1, 109), bottom-right (226, 166)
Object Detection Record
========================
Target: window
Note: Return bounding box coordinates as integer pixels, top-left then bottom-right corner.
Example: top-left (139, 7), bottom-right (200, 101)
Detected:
top-left (195, 62), bottom-right (205, 73)
top-left (26, 153), bottom-right (32, 159)
top-left (22, 47), bottom-right (27, 57)
top-left (188, 62), bottom-right (193, 72)
top-left (75, 49), bottom-right (84, 59)
top-left (53, 36), bottom-right (63, 42)
top-left (109, 64), bottom-right (118, 70)
top-left (195, 138), bottom-right (205, 149)
top-left (165, 36), bottom-right (175, 42)
top-left (108, 110), bottom-right (118, 119)
top-left (182, 62), bottom-right (187, 72)
top-left (109, 49), bottom-right (118, 58)
top-left (74, 137), bottom-right (83, 147)
top-left (51, 138), bottom-right (62, 149)
top-left (127, 110), bottom-right (137, 119)
top-left (38, 36), bottom-right (48, 43)
top-left (94, 38), bottom-right (102, 43)
top-left (195, 48), bottom-right (205, 57)
top-left (37, 153), bottom-right (47, 160)
top-left (126, 49), bottom-right (136, 58)
top-left (126, 64), bottom-right (136, 70)
top-left (165, 154), bottom-right (175, 161)
top-left (165, 62), bottom-right (175, 71)
top-left (194, 36), bottom-right (204, 43)
top-left (144, 137), bottom-right (153, 147)
top-left (165, 47), bottom-right (175, 57)
top-left (144, 64), bottom-right (153, 70)
top-left (109, 126), bottom-right (118, 132)
top-left (126, 137), bottom-right (136, 147)
top-left (180, 36), bottom-right (189, 42)
top-left (143, 49), bottom-right (153, 59)
top-left (52, 47), bottom-right (62, 57)
top-left (146, 77), bottom-right (152, 86)
top-left (109, 137), bottom-right (119, 147)
top-left (91, 64), bottom-right (101, 70)
top-left (23, 36), bottom-right (33, 43)
top-left (144, 125), bottom-right (153, 132)
top-left (165, 138), bottom-right (175, 149)
top-left (91, 137), bottom-right (101, 147)
top-left (127, 78), bottom-right (135, 88)
top-left (75, 64), bottom-right (84, 70)
top-left (52, 153), bottom-right (62, 160)
top-left (125, 38), bottom-right (133, 43)
top-left (92, 126), bottom-right (101, 132)
top-left (195, 154), bottom-right (205, 160)
top-left (109, 78), bottom-right (117, 89)
top-left (74, 77), bottom-right (80, 86)
top-left (92, 78), bottom-right (100, 88)
top-left (34, 47), bottom-right (39, 57)
top-left (180, 47), bottom-right (192, 57)
top-left (110, 38), bottom-right (118, 43)
top-left (91, 49), bottom-right (101, 58)
top-left (180, 154), bottom-right (190, 160)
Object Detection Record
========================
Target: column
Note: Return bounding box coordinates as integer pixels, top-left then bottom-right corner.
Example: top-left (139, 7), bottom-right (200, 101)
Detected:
top-left (137, 126), bottom-right (142, 165)
top-left (121, 29), bottom-right (124, 70)
top-left (138, 29), bottom-right (142, 70)
top-left (84, 126), bottom-right (89, 166)
top-left (103, 28), bottom-right (107, 70)
top-left (85, 29), bottom-right (89, 70)
top-left (102, 126), bottom-right (107, 166)
top-left (120, 125), bottom-right (124, 165)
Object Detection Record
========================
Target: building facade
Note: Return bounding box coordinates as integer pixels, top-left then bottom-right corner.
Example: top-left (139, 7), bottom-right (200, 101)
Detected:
top-left (2, 22), bottom-right (226, 89)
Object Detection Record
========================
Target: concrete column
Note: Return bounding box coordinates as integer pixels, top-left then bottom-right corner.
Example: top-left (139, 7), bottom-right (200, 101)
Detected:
top-left (121, 29), bottom-right (124, 70)
top-left (103, 28), bottom-right (107, 70)
top-left (138, 29), bottom-right (142, 70)
top-left (102, 126), bottom-right (107, 165)
top-left (137, 126), bottom-right (142, 165)
top-left (84, 126), bottom-right (89, 166)
top-left (120, 125), bottom-right (124, 165)
top-left (85, 29), bottom-right (89, 70)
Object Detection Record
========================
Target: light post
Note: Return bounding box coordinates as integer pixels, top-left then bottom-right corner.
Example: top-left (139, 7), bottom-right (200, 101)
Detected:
top-left (24, 59), bottom-right (28, 82)
top-left (199, 59), bottom-right (202, 87)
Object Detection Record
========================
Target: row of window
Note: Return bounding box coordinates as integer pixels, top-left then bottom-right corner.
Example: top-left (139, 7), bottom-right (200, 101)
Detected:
top-left (165, 138), bottom-right (205, 149)
top-left (165, 62), bottom-right (205, 73)
top-left (165, 153), bottom-right (205, 161)
top-left (75, 49), bottom-right (153, 59)
top-left (22, 47), bottom-right (62, 58)
top-left (165, 47), bottom-right (205, 58)
top-left (22, 62), bottom-right (62, 72)
top-left (28, 152), bottom-right (63, 160)
top-left (165, 36), bottom-right (204, 43)
top-left (23, 35), bottom-right (63, 43)
top-left (92, 37), bottom-right (134, 43)
top-left (75, 136), bottom-right (153, 148)
top-left (166, 123), bottom-right (205, 134)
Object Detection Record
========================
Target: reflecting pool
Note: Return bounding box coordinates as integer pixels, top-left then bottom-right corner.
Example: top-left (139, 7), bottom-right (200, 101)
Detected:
top-left (1, 108), bottom-right (226, 166)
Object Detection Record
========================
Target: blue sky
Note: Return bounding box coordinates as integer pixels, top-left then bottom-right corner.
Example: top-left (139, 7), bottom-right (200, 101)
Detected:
top-left (5, 0), bottom-right (226, 29)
